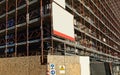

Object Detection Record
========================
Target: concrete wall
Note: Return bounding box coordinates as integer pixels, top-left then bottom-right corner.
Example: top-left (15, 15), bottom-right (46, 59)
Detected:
top-left (0, 56), bottom-right (46, 75)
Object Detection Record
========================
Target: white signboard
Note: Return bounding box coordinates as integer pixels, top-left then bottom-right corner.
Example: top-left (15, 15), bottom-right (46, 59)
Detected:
top-left (50, 69), bottom-right (56, 75)
top-left (50, 64), bottom-right (55, 69)
top-left (52, 2), bottom-right (75, 41)
top-left (50, 64), bottom-right (56, 75)
top-left (59, 65), bottom-right (65, 74)
top-left (53, 0), bottom-right (65, 8)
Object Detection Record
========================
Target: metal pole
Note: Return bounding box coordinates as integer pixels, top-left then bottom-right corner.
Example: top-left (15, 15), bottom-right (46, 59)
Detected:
top-left (64, 43), bottom-right (66, 55)
top-left (5, 0), bottom-right (8, 57)
top-left (40, 0), bottom-right (44, 63)
top-left (26, 0), bottom-right (29, 56)
top-left (15, 0), bottom-right (18, 57)
top-left (50, 0), bottom-right (54, 55)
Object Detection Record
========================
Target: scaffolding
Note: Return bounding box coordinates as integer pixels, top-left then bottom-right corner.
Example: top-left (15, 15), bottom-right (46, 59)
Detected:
top-left (0, 0), bottom-right (120, 64)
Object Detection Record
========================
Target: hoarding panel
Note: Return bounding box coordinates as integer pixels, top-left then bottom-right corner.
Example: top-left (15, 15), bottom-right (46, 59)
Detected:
top-left (52, 2), bottom-right (75, 41)
top-left (79, 56), bottom-right (90, 75)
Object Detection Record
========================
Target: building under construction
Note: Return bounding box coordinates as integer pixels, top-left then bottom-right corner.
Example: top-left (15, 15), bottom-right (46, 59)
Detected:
top-left (0, 0), bottom-right (120, 75)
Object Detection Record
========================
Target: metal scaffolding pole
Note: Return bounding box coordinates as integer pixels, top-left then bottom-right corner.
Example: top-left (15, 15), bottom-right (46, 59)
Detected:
top-left (50, 0), bottom-right (54, 55)
top-left (40, 0), bottom-right (44, 63)
top-left (15, 0), bottom-right (18, 57)
top-left (26, 0), bottom-right (29, 56)
top-left (5, 0), bottom-right (8, 57)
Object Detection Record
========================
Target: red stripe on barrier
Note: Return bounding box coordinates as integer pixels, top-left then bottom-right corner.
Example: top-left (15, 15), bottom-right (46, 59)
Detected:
top-left (53, 30), bottom-right (75, 41)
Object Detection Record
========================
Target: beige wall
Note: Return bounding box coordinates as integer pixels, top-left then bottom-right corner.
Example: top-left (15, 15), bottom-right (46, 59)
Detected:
top-left (48, 55), bottom-right (81, 75)
top-left (0, 55), bottom-right (89, 75)
top-left (0, 56), bottom-right (46, 75)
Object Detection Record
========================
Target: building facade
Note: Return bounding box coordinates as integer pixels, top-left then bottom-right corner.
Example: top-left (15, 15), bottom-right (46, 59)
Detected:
top-left (0, 0), bottom-right (120, 64)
